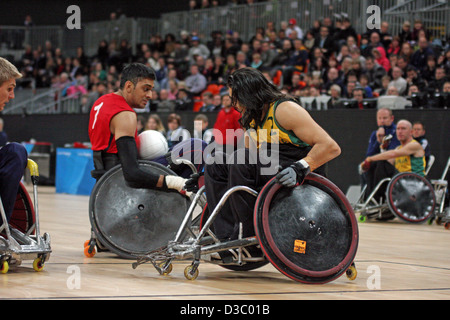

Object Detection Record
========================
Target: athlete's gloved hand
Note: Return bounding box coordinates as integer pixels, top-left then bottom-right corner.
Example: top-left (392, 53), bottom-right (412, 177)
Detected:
top-left (165, 151), bottom-right (182, 171)
top-left (184, 173), bottom-right (201, 193)
top-left (276, 160), bottom-right (310, 188)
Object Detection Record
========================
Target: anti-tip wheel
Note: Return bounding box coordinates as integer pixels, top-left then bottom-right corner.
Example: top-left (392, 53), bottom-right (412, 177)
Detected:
top-left (346, 264), bottom-right (357, 281)
top-left (0, 260), bottom-right (9, 274)
top-left (184, 265), bottom-right (199, 280)
top-left (32, 257), bottom-right (44, 272)
top-left (158, 262), bottom-right (173, 276)
top-left (84, 244), bottom-right (96, 258)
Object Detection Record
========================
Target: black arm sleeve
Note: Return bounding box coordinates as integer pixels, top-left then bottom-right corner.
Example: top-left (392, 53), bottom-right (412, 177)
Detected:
top-left (115, 136), bottom-right (168, 190)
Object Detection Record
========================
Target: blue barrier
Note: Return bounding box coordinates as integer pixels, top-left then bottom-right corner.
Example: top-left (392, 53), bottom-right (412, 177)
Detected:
top-left (56, 148), bottom-right (95, 195)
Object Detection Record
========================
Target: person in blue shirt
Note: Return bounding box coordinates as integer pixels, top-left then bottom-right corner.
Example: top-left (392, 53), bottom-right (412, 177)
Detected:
top-left (0, 57), bottom-right (28, 225)
top-left (360, 107), bottom-right (400, 188)
top-left (366, 107), bottom-right (400, 157)
top-left (0, 118), bottom-right (7, 147)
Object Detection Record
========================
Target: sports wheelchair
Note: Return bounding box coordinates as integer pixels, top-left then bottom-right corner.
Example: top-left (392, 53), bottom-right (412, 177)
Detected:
top-left (85, 160), bottom-right (198, 259)
top-left (86, 152), bottom-right (358, 283)
top-left (90, 160), bottom-right (357, 284)
top-left (84, 139), bottom-right (206, 259)
top-left (0, 160), bottom-right (51, 273)
top-left (353, 156), bottom-right (449, 224)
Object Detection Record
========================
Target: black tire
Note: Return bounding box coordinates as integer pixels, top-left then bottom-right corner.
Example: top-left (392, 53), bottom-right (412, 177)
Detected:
top-left (254, 173), bottom-right (359, 284)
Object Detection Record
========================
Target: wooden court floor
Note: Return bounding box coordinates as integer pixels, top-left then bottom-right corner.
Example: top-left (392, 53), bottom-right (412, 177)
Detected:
top-left (1, 185), bottom-right (449, 300)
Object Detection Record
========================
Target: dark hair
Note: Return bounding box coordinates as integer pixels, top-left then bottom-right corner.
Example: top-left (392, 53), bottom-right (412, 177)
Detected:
top-left (227, 67), bottom-right (286, 129)
top-left (413, 121), bottom-right (425, 129)
top-left (119, 63), bottom-right (156, 89)
top-left (167, 113), bottom-right (181, 126)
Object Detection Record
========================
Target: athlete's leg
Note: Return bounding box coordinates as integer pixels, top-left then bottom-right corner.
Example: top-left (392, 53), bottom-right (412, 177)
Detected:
top-left (204, 150), bottom-right (236, 240)
top-left (0, 143), bottom-right (28, 223)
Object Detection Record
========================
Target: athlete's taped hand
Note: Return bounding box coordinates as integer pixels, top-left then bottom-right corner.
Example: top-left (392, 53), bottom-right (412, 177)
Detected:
top-left (165, 175), bottom-right (187, 191)
top-left (165, 175), bottom-right (193, 198)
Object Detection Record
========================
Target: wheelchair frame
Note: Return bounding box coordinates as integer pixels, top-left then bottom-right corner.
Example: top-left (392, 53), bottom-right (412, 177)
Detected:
top-left (132, 174), bottom-right (359, 284)
top-left (132, 184), bottom-right (265, 280)
top-left (353, 179), bottom-right (392, 221)
top-left (0, 160), bottom-right (51, 273)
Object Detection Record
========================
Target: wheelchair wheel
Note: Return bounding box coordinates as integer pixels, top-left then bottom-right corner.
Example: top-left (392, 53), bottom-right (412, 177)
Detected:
top-left (89, 160), bottom-right (191, 259)
top-left (386, 172), bottom-right (436, 223)
top-left (254, 173), bottom-right (359, 284)
top-left (9, 182), bottom-right (35, 234)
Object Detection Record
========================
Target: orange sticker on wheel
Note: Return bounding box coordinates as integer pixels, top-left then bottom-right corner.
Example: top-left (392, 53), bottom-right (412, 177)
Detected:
top-left (294, 240), bottom-right (306, 254)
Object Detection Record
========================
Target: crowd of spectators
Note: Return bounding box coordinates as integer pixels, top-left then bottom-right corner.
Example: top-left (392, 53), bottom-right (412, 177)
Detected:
top-left (187, 0), bottom-right (266, 10)
top-left (10, 6), bottom-right (450, 114)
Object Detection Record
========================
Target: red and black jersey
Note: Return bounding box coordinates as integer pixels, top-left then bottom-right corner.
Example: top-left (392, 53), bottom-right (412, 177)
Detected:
top-left (88, 93), bottom-right (137, 154)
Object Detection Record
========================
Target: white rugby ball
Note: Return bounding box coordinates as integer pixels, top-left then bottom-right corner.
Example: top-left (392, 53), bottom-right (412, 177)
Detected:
top-left (138, 130), bottom-right (169, 160)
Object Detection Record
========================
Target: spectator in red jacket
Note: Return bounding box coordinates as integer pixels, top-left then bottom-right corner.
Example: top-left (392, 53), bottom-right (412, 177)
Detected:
top-left (372, 47), bottom-right (391, 73)
top-left (212, 93), bottom-right (242, 147)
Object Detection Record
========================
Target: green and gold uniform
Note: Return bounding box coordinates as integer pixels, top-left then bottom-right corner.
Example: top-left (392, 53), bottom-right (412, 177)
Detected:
top-left (247, 98), bottom-right (313, 167)
top-left (394, 140), bottom-right (426, 176)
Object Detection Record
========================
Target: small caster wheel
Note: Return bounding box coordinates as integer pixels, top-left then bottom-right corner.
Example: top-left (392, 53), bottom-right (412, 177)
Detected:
top-left (0, 260), bottom-right (9, 274)
top-left (445, 222), bottom-right (450, 230)
top-left (184, 265), bottom-right (199, 280)
top-left (346, 263), bottom-right (357, 281)
top-left (33, 257), bottom-right (44, 272)
top-left (84, 245), bottom-right (96, 258)
top-left (435, 217), bottom-right (442, 225)
top-left (358, 215), bottom-right (367, 223)
top-left (158, 262), bottom-right (173, 276)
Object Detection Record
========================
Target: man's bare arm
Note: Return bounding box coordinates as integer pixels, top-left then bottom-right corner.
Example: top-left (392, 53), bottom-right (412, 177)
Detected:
top-left (365, 140), bottom-right (423, 163)
top-left (275, 101), bottom-right (341, 171)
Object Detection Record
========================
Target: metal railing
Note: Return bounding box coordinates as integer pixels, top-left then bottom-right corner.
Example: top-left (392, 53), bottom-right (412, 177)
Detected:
top-left (0, 17), bottom-right (160, 59)
top-left (1, 1), bottom-right (447, 60)
top-left (160, 0), bottom-right (449, 43)
top-left (383, 0), bottom-right (450, 40)
top-left (1, 0), bottom-right (449, 115)
top-left (3, 86), bottom-right (84, 115)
